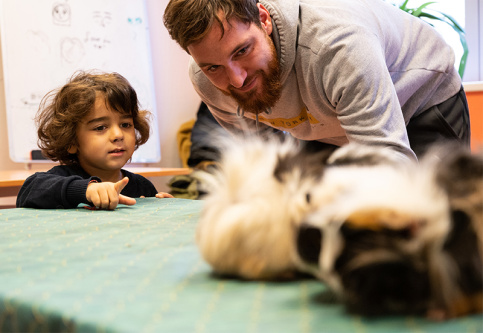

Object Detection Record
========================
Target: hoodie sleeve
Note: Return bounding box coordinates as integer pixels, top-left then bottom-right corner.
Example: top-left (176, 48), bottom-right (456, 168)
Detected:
top-left (308, 25), bottom-right (418, 161)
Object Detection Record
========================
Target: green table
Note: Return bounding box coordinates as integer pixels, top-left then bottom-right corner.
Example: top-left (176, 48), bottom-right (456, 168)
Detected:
top-left (1, 198), bottom-right (481, 332)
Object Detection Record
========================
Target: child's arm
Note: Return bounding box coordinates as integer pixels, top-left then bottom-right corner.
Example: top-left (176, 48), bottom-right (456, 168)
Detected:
top-left (17, 170), bottom-right (100, 209)
top-left (86, 177), bottom-right (136, 210)
top-left (17, 167), bottom-right (136, 209)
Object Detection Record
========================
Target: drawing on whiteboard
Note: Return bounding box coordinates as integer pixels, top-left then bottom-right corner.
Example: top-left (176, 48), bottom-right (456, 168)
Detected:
top-left (27, 30), bottom-right (51, 58)
top-left (127, 17), bottom-right (143, 25)
top-left (1, 0), bottom-right (161, 163)
top-left (52, 2), bottom-right (71, 26)
top-left (86, 36), bottom-right (111, 50)
top-left (93, 11), bottom-right (112, 27)
top-left (87, 11), bottom-right (113, 50)
top-left (60, 37), bottom-right (85, 64)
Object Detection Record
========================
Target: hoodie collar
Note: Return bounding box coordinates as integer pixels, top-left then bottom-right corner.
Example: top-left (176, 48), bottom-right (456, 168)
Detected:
top-left (259, 0), bottom-right (299, 83)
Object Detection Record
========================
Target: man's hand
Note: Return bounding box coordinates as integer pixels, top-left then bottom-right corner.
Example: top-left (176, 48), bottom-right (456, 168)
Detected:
top-left (86, 177), bottom-right (136, 210)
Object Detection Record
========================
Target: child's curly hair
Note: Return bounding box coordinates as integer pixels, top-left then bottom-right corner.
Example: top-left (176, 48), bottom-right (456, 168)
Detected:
top-left (36, 71), bottom-right (151, 165)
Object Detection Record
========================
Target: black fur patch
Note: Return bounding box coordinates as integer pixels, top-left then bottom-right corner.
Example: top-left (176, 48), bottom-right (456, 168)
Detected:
top-left (296, 224), bottom-right (323, 265)
top-left (444, 210), bottom-right (483, 294)
top-left (335, 224), bottom-right (430, 316)
top-left (273, 149), bottom-right (330, 183)
top-left (341, 261), bottom-right (430, 316)
top-left (435, 149), bottom-right (483, 197)
top-left (327, 146), bottom-right (395, 167)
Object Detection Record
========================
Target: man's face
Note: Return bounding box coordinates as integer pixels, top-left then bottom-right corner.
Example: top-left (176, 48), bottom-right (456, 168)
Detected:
top-left (187, 6), bottom-right (281, 114)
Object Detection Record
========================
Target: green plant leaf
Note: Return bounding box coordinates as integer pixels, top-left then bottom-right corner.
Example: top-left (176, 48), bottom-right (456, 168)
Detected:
top-left (399, 0), bottom-right (410, 11)
top-left (412, 2), bottom-right (437, 17)
top-left (459, 48), bottom-right (468, 78)
top-left (439, 12), bottom-right (465, 32)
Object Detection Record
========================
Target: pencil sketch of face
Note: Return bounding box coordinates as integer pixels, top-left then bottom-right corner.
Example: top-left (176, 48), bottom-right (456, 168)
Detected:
top-left (52, 3), bottom-right (71, 26)
top-left (93, 11), bottom-right (112, 27)
top-left (61, 37), bottom-right (85, 64)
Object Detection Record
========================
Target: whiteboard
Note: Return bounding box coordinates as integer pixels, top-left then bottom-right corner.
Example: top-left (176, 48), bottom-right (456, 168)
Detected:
top-left (0, 0), bottom-right (161, 163)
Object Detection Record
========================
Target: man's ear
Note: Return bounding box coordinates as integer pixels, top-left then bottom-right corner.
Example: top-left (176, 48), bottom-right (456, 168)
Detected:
top-left (257, 3), bottom-right (272, 35)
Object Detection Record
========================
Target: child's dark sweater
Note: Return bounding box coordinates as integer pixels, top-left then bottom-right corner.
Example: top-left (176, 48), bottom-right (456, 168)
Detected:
top-left (16, 165), bottom-right (158, 209)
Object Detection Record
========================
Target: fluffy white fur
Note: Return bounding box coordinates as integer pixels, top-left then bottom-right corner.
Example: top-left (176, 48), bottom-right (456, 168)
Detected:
top-left (195, 135), bottom-right (316, 279)
top-left (296, 155), bottom-right (453, 304)
top-left (195, 133), bottom-right (482, 318)
top-left (294, 143), bottom-right (482, 318)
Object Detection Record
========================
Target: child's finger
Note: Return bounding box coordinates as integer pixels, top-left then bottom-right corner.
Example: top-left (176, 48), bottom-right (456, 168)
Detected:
top-left (98, 188), bottom-right (113, 210)
top-left (114, 177), bottom-right (130, 194)
top-left (106, 185), bottom-right (121, 210)
top-left (119, 194), bottom-right (136, 206)
top-left (90, 192), bottom-right (101, 208)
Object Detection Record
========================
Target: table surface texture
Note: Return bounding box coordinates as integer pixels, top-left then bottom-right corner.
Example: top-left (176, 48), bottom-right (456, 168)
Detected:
top-left (0, 198), bottom-right (481, 333)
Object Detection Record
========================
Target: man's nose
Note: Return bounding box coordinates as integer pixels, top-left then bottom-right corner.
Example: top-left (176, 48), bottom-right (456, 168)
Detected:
top-left (226, 63), bottom-right (247, 89)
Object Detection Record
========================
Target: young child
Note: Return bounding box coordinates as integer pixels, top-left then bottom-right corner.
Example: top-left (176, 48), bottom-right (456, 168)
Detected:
top-left (16, 71), bottom-right (173, 210)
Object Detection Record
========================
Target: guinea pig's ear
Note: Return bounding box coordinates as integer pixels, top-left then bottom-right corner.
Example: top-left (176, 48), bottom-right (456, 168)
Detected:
top-left (296, 224), bottom-right (323, 265)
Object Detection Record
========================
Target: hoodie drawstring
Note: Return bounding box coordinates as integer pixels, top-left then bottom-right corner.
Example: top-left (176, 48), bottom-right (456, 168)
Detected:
top-left (236, 106), bottom-right (272, 133)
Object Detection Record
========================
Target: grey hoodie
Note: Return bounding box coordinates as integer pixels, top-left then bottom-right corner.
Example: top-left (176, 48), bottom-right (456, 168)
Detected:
top-left (189, 0), bottom-right (462, 160)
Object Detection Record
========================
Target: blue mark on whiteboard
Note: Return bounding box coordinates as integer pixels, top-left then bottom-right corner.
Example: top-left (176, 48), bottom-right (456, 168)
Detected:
top-left (127, 17), bottom-right (142, 24)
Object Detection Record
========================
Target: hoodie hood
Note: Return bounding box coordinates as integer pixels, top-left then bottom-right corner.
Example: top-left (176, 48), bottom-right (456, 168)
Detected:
top-left (259, 0), bottom-right (299, 84)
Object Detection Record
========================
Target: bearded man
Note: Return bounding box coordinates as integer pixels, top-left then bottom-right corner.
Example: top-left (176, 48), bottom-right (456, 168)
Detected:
top-left (163, 0), bottom-right (470, 161)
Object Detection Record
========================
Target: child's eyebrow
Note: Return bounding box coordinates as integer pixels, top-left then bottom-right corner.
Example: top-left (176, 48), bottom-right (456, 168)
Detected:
top-left (85, 114), bottom-right (133, 125)
top-left (86, 116), bottom-right (109, 125)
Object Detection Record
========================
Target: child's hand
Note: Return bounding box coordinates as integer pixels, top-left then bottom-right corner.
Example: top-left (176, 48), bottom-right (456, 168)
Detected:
top-left (86, 177), bottom-right (137, 210)
top-left (155, 192), bottom-right (174, 198)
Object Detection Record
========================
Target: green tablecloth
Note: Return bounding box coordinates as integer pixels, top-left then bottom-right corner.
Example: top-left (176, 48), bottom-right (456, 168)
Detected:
top-left (0, 198), bottom-right (482, 332)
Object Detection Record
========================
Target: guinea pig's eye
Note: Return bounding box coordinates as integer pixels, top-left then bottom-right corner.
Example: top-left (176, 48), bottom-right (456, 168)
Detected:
top-left (306, 192), bottom-right (311, 204)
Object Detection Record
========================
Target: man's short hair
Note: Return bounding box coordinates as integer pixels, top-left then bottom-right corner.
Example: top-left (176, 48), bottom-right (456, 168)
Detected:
top-left (163, 0), bottom-right (261, 53)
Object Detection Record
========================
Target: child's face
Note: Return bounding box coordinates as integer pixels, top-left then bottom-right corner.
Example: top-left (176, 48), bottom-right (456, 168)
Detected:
top-left (69, 96), bottom-right (136, 180)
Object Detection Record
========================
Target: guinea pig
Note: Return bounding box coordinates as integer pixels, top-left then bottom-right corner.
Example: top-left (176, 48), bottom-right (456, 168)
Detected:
top-left (295, 144), bottom-right (483, 319)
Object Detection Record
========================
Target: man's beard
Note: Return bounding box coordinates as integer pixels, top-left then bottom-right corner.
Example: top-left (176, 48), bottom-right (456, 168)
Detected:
top-left (226, 37), bottom-right (282, 115)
